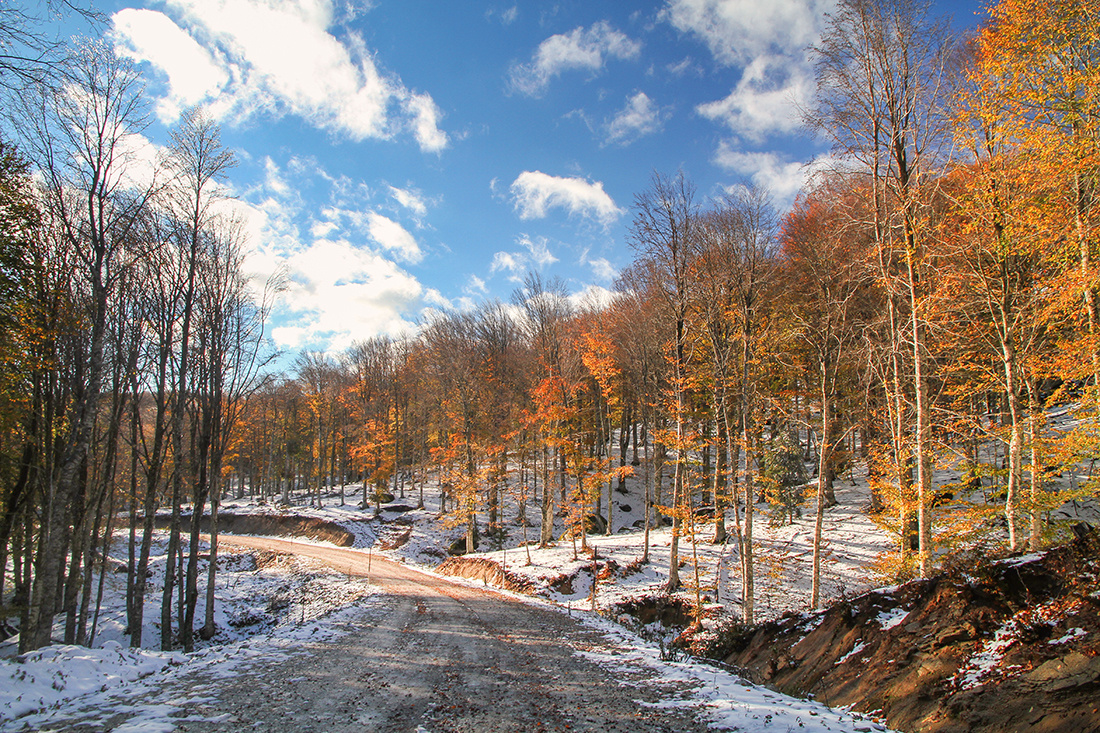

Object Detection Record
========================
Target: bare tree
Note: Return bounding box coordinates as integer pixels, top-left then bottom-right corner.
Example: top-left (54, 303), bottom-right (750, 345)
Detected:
top-left (514, 273), bottom-right (574, 547)
top-left (711, 186), bottom-right (779, 623)
top-left (13, 42), bottom-right (156, 652)
top-left (161, 107), bottom-right (236, 652)
top-left (629, 171), bottom-right (697, 593)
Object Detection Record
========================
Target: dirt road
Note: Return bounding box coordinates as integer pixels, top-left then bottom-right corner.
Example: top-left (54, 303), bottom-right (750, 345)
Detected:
top-left (164, 535), bottom-right (711, 732)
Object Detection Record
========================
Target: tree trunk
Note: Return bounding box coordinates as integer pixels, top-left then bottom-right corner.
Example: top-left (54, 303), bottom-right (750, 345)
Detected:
top-left (811, 360), bottom-right (830, 609)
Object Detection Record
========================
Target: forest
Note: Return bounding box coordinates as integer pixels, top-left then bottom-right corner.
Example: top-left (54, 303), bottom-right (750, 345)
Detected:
top-left (0, 0), bottom-right (1098, 661)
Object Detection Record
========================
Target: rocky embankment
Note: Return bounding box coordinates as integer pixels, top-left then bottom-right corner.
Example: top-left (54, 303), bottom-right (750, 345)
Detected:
top-left (692, 526), bottom-right (1100, 733)
top-left (156, 512), bottom-right (357, 546)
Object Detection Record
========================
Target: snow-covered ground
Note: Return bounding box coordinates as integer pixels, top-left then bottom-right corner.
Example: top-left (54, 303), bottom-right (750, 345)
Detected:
top-left (0, 487), bottom-right (899, 732)
top-left (0, 535), bottom-right (379, 731)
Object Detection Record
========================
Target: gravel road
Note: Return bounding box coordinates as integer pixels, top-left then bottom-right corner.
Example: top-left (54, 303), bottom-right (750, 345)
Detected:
top-left (158, 536), bottom-right (712, 732)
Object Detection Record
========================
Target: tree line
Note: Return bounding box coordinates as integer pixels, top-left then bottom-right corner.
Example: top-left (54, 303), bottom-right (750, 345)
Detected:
top-left (0, 0), bottom-right (1097, 651)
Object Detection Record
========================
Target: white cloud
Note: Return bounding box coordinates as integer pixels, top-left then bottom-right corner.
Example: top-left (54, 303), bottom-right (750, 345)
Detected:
top-left (696, 55), bottom-right (811, 142)
top-left (490, 234), bottom-right (558, 280)
top-left (114, 130), bottom-right (163, 192)
top-left (111, 0), bottom-right (447, 151)
top-left (111, 8), bottom-right (228, 123)
top-left (713, 144), bottom-right (827, 209)
top-left (523, 234), bottom-right (557, 267)
top-left (510, 171), bottom-right (622, 225)
top-left (277, 238), bottom-right (422, 352)
top-left (666, 0), bottom-right (828, 151)
top-left (662, 0), bottom-right (827, 66)
top-left (587, 256), bottom-right (617, 281)
top-left (487, 6), bottom-right (518, 25)
top-left (229, 157), bottom-right (431, 352)
top-left (466, 275), bottom-right (488, 295)
top-left (490, 251), bottom-right (523, 277)
top-left (567, 284), bottom-right (617, 312)
top-left (366, 212), bottom-right (422, 263)
top-left (262, 156), bottom-right (290, 196)
top-left (509, 21), bottom-right (641, 97)
top-left (388, 185), bottom-right (428, 217)
top-left (666, 56), bottom-right (698, 76)
top-left (605, 91), bottom-right (664, 146)
top-left (423, 288), bottom-right (452, 308)
top-left (404, 92), bottom-right (448, 154)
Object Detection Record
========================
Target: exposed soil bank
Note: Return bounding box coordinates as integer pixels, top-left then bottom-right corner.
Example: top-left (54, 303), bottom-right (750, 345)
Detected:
top-left (687, 527), bottom-right (1100, 733)
top-left (156, 513), bottom-right (356, 547)
top-left (435, 556), bottom-right (536, 594)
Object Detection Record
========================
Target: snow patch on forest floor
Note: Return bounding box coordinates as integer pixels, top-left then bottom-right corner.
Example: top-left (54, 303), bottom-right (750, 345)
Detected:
top-left (0, 535), bottom-right (379, 730)
top-left (372, 472), bottom-right (897, 622)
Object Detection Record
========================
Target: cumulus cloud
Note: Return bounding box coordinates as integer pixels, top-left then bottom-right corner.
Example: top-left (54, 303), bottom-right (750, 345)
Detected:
top-left (696, 55), bottom-right (811, 142)
top-left (278, 238), bottom-right (423, 351)
top-left (567, 284), bottom-right (618, 312)
top-left (490, 234), bottom-right (558, 280)
top-left (713, 144), bottom-right (832, 209)
top-left (586, 256), bottom-right (617, 281)
top-left (111, 8), bottom-right (228, 123)
top-left (509, 21), bottom-right (641, 96)
top-left (605, 91), bottom-right (664, 146)
top-left (111, 0), bottom-right (447, 151)
top-left (231, 157), bottom-right (431, 352)
top-left (113, 130), bottom-right (163, 192)
top-left (510, 171), bottom-right (622, 225)
top-left (366, 212), bottom-right (422, 263)
top-left (664, 0), bottom-right (830, 190)
top-left (662, 0), bottom-right (826, 65)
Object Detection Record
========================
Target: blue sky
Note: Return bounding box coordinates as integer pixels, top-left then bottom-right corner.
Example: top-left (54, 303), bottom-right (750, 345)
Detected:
top-left (90, 0), bottom-right (984, 358)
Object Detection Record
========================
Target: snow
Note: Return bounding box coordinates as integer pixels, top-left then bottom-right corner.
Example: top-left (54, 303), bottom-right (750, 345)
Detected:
top-left (957, 623), bottom-right (1019, 689)
top-left (0, 642), bottom-right (184, 722)
top-left (836, 641), bottom-right (868, 665)
top-left (0, 534), bottom-right (380, 731)
top-left (0, 500), bottom-right (900, 732)
top-left (995, 553), bottom-right (1044, 568)
top-left (954, 597), bottom-right (1080, 690)
top-left (394, 471), bottom-right (899, 625)
top-left (576, 615), bottom-right (892, 732)
top-left (1049, 628), bottom-right (1087, 645)
top-left (874, 606), bottom-right (911, 631)
top-left (7, 414), bottom-right (1090, 732)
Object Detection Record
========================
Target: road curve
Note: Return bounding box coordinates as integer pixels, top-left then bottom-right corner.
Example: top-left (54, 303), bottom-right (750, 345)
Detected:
top-left (169, 534), bottom-right (711, 733)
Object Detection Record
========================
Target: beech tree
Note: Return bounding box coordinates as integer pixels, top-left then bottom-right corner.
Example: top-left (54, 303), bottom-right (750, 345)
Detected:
top-left (515, 273), bottom-right (576, 548)
top-left (811, 0), bottom-right (955, 576)
top-left (629, 171), bottom-right (698, 592)
top-left (779, 176), bottom-right (874, 608)
top-left (972, 0), bottom-right (1100, 395)
top-left (13, 42), bottom-right (157, 652)
top-left (711, 186), bottom-right (779, 623)
top-left (162, 107), bottom-right (237, 653)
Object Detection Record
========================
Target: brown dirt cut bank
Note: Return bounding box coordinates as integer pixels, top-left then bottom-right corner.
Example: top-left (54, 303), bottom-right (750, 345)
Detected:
top-left (694, 527), bottom-right (1100, 733)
